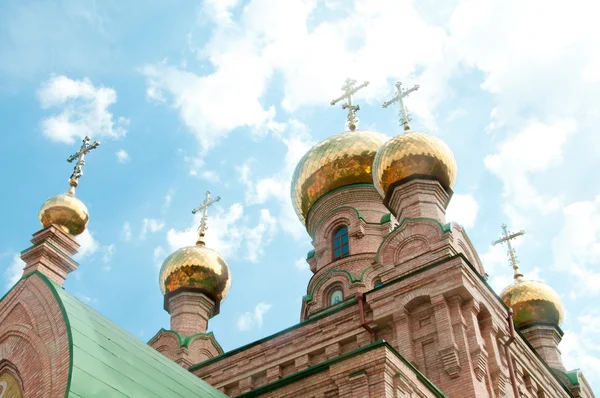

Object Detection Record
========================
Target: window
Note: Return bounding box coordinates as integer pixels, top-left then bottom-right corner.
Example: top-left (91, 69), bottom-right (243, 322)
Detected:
top-left (333, 226), bottom-right (349, 260)
top-left (330, 289), bottom-right (343, 305)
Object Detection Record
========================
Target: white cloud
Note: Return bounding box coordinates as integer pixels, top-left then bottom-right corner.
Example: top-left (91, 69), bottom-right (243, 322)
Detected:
top-left (562, 310), bottom-right (600, 385)
top-left (199, 170), bottom-right (220, 183)
top-left (236, 302), bottom-right (272, 331)
top-left (163, 191), bottom-right (174, 212)
top-left (38, 75), bottom-right (128, 144)
top-left (140, 218), bottom-right (165, 240)
top-left (446, 193), bottom-right (479, 228)
top-left (153, 246), bottom-right (168, 269)
top-left (552, 196), bottom-right (600, 297)
top-left (101, 244), bottom-right (115, 271)
top-left (166, 203), bottom-right (277, 263)
top-left (237, 120), bottom-right (314, 239)
top-left (76, 229), bottom-right (100, 258)
top-left (484, 120), bottom-right (576, 226)
top-left (75, 292), bottom-right (98, 305)
top-left (120, 222), bottom-right (132, 241)
top-left (245, 209), bottom-right (277, 263)
top-left (294, 257), bottom-right (308, 272)
top-left (116, 149), bottom-right (130, 163)
top-left (3, 254), bottom-right (24, 291)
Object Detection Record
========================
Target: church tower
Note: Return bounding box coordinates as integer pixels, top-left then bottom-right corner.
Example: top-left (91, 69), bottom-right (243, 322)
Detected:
top-left (292, 79), bottom-right (395, 321)
top-left (149, 191), bottom-right (229, 368)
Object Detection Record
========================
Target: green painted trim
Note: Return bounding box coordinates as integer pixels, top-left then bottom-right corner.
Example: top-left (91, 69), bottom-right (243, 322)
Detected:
top-left (565, 370), bottom-right (580, 385)
top-left (380, 213), bottom-right (392, 223)
top-left (306, 298), bottom-right (357, 319)
top-left (348, 369), bottom-right (366, 378)
top-left (306, 249), bottom-right (315, 260)
top-left (359, 265), bottom-right (373, 282)
top-left (374, 217), bottom-right (452, 263)
top-left (29, 271), bottom-right (74, 398)
top-left (304, 269), bottom-right (355, 302)
top-left (236, 340), bottom-right (447, 398)
top-left (305, 183), bottom-right (374, 227)
top-left (189, 297), bottom-right (357, 371)
top-left (148, 329), bottom-right (224, 352)
top-left (309, 205), bottom-right (362, 238)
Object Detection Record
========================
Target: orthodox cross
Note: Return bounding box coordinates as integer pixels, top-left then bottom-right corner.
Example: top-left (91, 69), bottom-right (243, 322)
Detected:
top-left (491, 223), bottom-right (525, 280)
top-left (330, 78), bottom-right (369, 131)
top-left (66, 136), bottom-right (100, 194)
top-left (192, 191), bottom-right (221, 246)
top-left (382, 81), bottom-right (420, 131)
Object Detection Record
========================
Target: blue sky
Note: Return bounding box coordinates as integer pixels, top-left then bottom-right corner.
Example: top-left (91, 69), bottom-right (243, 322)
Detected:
top-left (1, 0), bottom-right (600, 392)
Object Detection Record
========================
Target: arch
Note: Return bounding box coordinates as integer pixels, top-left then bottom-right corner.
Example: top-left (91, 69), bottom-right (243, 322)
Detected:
top-left (323, 282), bottom-right (344, 307)
top-left (393, 235), bottom-right (430, 263)
top-left (0, 360), bottom-right (24, 398)
top-left (305, 269), bottom-right (354, 303)
top-left (310, 206), bottom-right (362, 238)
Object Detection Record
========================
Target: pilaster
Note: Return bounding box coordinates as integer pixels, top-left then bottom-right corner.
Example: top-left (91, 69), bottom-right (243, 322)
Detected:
top-left (520, 324), bottom-right (566, 372)
top-left (167, 291), bottom-right (215, 336)
top-left (386, 179), bottom-right (450, 223)
top-left (20, 225), bottom-right (80, 286)
top-left (431, 294), bottom-right (460, 378)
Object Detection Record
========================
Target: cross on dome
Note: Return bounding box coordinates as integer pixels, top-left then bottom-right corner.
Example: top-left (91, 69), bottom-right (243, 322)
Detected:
top-left (382, 81), bottom-right (420, 131)
top-left (192, 191), bottom-right (221, 246)
top-left (66, 136), bottom-right (100, 195)
top-left (491, 223), bottom-right (525, 280)
top-left (330, 78), bottom-right (369, 131)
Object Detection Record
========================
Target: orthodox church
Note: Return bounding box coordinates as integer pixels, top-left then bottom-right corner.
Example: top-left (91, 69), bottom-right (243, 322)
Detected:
top-left (0, 79), bottom-right (596, 398)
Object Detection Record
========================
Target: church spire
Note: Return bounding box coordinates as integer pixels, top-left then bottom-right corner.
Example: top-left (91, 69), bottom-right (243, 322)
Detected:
top-left (491, 223), bottom-right (525, 280)
top-left (191, 191), bottom-right (220, 246)
top-left (382, 81), bottom-right (420, 132)
top-left (330, 78), bottom-right (369, 131)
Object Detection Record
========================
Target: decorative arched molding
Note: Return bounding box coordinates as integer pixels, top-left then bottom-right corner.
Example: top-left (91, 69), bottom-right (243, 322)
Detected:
top-left (457, 239), bottom-right (476, 269)
top-left (0, 360), bottom-right (24, 398)
top-left (0, 326), bottom-right (53, 397)
top-left (375, 217), bottom-right (451, 265)
top-left (0, 302), bottom-right (36, 331)
top-left (393, 235), bottom-right (431, 264)
top-left (313, 274), bottom-right (351, 308)
top-left (305, 269), bottom-right (355, 303)
top-left (398, 287), bottom-right (437, 311)
top-left (311, 206), bottom-right (362, 239)
top-left (322, 282), bottom-right (345, 307)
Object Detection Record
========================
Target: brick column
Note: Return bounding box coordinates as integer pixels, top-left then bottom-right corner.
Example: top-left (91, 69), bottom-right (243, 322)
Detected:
top-left (463, 300), bottom-right (489, 381)
top-left (20, 225), bottom-right (79, 286)
top-left (480, 318), bottom-right (508, 397)
top-left (520, 324), bottom-right (566, 371)
top-left (393, 309), bottom-right (416, 364)
top-left (431, 294), bottom-right (460, 378)
top-left (386, 179), bottom-right (450, 223)
top-left (167, 291), bottom-right (215, 336)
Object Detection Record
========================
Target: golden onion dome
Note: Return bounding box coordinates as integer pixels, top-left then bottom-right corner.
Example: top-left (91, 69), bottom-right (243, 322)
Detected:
top-left (291, 130), bottom-right (388, 224)
top-left (372, 132), bottom-right (458, 198)
top-left (501, 279), bottom-right (564, 328)
top-left (159, 245), bottom-right (231, 302)
top-left (39, 192), bottom-right (89, 236)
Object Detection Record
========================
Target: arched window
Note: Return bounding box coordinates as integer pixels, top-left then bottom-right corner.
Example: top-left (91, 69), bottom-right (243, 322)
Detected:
top-left (373, 278), bottom-right (383, 288)
top-left (333, 226), bottom-right (349, 260)
top-left (330, 289), bottom-right (343, 305)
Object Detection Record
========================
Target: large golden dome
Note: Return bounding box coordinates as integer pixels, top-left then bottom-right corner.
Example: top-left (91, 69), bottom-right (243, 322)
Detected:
top-left (291, 130), bottom-right (388, 224)
top-left (372, 132), bottom-right (458, 198)
top-left (39, 193), bottom-right (89, 236)
top-left (501, 279), bottom-right (564, 328)
top-left (159, 245), bottom-right (231, 302)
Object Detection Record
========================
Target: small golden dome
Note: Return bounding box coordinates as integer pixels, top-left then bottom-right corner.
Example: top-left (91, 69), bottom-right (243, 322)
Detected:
top-left (39, 193), bottom-right (89, 236)
top-left (159, 245), bottom-right (231, 302)
top-left (372, 132), bottom-right (458, 198)
top-left (501, 279), bottom-right (564, 328)
top-left (291, 130), bottom-right (388, 224)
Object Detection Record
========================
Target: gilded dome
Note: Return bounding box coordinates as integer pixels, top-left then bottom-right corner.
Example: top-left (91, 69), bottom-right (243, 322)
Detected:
top-left (159, 245), bottom-right (231, 302)
top-left (501, 279), bottom-right (564, 328)
top-left (372, 132), bottom-right (458, 198)
top-left (39, 193), bottom-right (89, 236)
top-left (291, 130), bottom-right (388, 224)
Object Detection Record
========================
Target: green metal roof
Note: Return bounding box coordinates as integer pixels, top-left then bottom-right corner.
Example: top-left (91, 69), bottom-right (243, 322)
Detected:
top-left (15, 272), bottom-right (228, 398)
